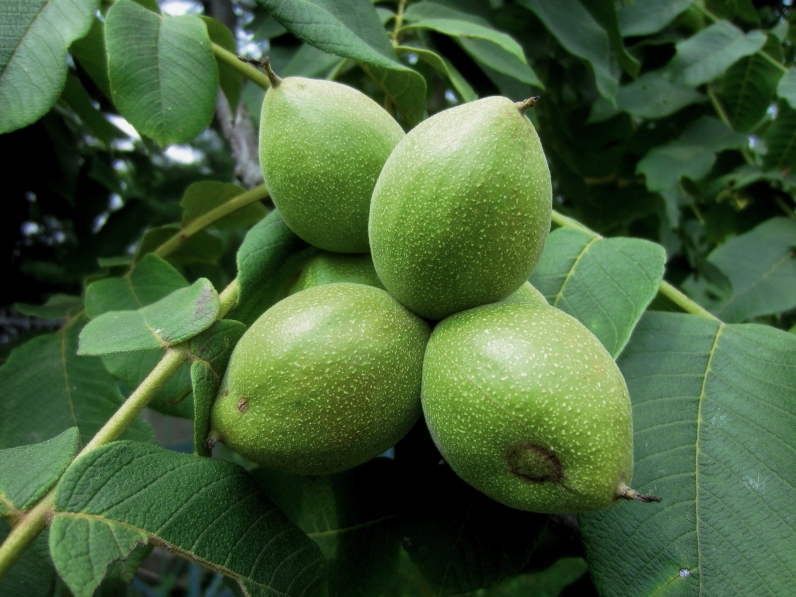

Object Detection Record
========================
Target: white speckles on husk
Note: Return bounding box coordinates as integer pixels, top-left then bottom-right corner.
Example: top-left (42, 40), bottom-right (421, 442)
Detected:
top-left (369, 96), bottom-right (552, 320)
top-left (421, 302), bottom-right (634, 513)
top-left (211, 283), bottom-right (430, 475)
top-left (260, 78), bottom-right (404, 254)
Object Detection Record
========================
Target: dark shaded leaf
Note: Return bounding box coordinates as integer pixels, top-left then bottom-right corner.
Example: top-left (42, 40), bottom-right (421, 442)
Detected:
top-left (201, 16), bottom-right (242, 114)
top-left (0, 522), bottom-right (55, 597)
top-left (764, 99), bottom-right (796, 170)
top-left (181, 180), bottom-right (266, 230)
top-left (617, 0), bottom-right (692, 37)
top-left (577, 0), bottom-right (640, 77)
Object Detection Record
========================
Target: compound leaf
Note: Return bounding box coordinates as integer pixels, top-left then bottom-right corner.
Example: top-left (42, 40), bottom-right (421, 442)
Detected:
top-left (0, 0), bottom-right (98, 134)
top-left (530, 228), bottom-right (666, 358)
top-left (79, 279), bottom-right (219, 355)
top-left (105, 0), bottom-right (219, 146)
top-left (581, 312), bottom-right (796, 597)
top-left (50, 441), bottom-right (327, 597)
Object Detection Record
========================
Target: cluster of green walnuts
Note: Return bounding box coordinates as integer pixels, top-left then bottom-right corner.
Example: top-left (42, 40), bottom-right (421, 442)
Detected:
top-left (209, 60), bottom-right (653, 514)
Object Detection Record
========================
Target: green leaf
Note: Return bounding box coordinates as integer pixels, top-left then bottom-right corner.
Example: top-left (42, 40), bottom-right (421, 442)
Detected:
top-left (617, 0), bottom-right (692, 36)
top-left (400, 457), bottom-right (547, 596)
top-left (181, 181), bottom-right (267, 230)
top-left (227, 210), bottom-right (317, 327)
top-left (0, 522), bottom-right (55, 597)
top-left (0, 0), bottom-right (98, 134)
top-left (458, 37), bottom-right (543, 87)
top-left (254, 458), bottom-right (401, 597)
top-left (69, 16), bottom-right (112, 101)
top-left (721, 35), bottom-right (783, 132)
top-left (85, 254), bottom-right (189, 319)
top-left (0, 428), bottom-right (78, 515)
top-left (667, 20), bottom-right (767, 87)
top-left (778, 67), bottom-right (796, 110)
top-left (395, 46), bottom-right (477, 103)
top-left (530, 228), bottom-right (666, 357)
top-left (50, 441), bottom-right (327, 597)
top-left (200, 16), bottom-right (242, 114)
top-left (102, 350), bottom-right (193, 418)
top-left (15, 294), bottom-right (82, 319)
top-left (764, 99), bottom-right (796, 170)
top-left (577, 0), bottom-right (640, 77)
top-left (105, 0), bottom-right (219, 146)
top-left (518, 0), bottom-right (619, 101)
top-left (258, 0), bottom-right (426, 126)
top-left (401, 19), bottom-right (526, 66)
top-left (479, 557), bottom-right (588, 596)
top-left (136, 225), bottom-right (225, 265)
top-left (189, 320), bottom-right (246, 457)
top-left (404, 2), bottom-right (491, 26)
top-left (614, 69), bottom-right (706, 120)
top-left (709, 217), bottom-right (796, 322)
top-left (283, 43), bottom-right (343, 77)
top-left (581, 312), bottom-right (796, 596)
top-left (79, 279), bottom-right (220, 355)
top-left (0, 316), bottom-right (155, 450)
top-left (637, 116), bottom-right (748, 192)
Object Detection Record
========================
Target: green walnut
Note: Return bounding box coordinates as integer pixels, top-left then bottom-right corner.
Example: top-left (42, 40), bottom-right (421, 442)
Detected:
top-left (422, 301), bottom-right (658, 513)
top-left (288, 251), bottom-right (385, 296)
top-left (209, 283), bottom-right (430, 475)
top-left (369, 96), bottom-right (552, 320)
top-left (259, 61), bottom-right (404, 253)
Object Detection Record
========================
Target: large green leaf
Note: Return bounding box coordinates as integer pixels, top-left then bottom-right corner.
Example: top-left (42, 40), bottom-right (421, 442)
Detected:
top-left (667, 20), bottom-right (766, 87)
top-left (637, 116), bottom-right (747, 192)
top-left (0, 0), bottom-right (98, 134)
top-left (227, 210), bottom-right (317, 327)
top-left (518, 0), bottom-right (619, 101)
top-left (720, 35), bottom-right (782, 132)
top-left (0, 428), bottom-right (78, 515)
top-left (529, 228), bottom-right (666, 358)
top-left (79, 279), bottom-right (219, 355)
top-left (105, 0), bottom-right (219, 146)
top-left (189, 320), bottom-right (246, 457)
top-left (709, 217), bottom-right (796, 322)
top-left (0, 317), bottom-right (154, 450)
top-left (254, 458), bottom-right (401, 597)
top-left (50, 442), bottom-right (327, 597)
top-left (617, 0), bottom-right (692, 36)
top-left (258, 0), bottom-right (426, 126)
top-left (764, 99), bottom-right (796, 170)
top-left (581, 312), bottom-right (796, 596)
top-left (69, 16), bottom-right (112, 101)
top-left (577, 0), bottom-right (640, 77)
